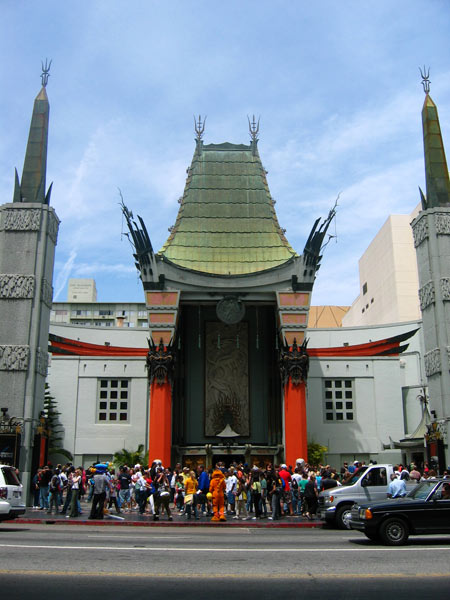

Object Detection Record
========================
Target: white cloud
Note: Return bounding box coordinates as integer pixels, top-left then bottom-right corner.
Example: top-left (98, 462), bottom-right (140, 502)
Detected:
top-left (53, 249), bottom-right (77, 301)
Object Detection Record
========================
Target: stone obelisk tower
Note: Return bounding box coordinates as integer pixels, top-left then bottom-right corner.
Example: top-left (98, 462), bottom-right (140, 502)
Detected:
top-left (411, 70), bottom-right (450, 470)
top-left (0, 63), bottom-right (59, 494)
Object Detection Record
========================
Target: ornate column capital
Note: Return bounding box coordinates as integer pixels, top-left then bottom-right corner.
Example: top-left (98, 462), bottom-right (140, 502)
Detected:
top-left (146, 339), bottom-right (176, 385)
top-left (279, 339), bottom-right (309, 386)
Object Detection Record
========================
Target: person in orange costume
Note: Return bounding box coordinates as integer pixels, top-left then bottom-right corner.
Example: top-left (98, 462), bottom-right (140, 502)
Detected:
top-left (209, 468), bottom-right (226, 521)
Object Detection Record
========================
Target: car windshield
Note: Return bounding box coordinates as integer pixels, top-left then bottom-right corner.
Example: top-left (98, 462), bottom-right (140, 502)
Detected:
top-left (1, 466), bottom-right (20, 486)
top-left (407, 480), bottom-right (437, 500)
top-left (342, 466), bottom-right (368, 486)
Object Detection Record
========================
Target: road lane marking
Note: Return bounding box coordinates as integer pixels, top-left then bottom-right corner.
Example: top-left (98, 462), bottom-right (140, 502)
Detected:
top-left (0, 570), bottom-right (449, 579)
top-left (1, 543), bottom-right (450, 552)
top-left (86, 535), bottom-right (189, 539)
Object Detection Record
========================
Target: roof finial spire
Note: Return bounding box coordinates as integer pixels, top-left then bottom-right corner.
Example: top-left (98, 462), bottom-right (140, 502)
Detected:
top-left (194, 114), bottom-right (206, 141)
top-left (419, 65), bottom-right (431, 94)
top-left (41, 58), bottom-right (52, 88)
top-left (248, 114), bottom-right (260, 142)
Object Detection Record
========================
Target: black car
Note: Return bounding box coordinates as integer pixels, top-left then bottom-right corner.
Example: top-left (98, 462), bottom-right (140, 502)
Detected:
top-left (348, 479), bottom-right (450, 545)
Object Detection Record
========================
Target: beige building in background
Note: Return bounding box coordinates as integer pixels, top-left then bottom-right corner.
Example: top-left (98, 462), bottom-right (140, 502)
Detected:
top-left (55, 280), bottom-right (351, 330)
top-left (343, 206), bottom-right (421, 327)
top-left (67, 278), bottom-right (97, 303)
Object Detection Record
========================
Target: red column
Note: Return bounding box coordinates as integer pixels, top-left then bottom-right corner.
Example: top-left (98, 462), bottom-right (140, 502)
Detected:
top-left (39, 435), bottom-right (47, 467)
top-left (284, 380), bottom-right (308, 467)
top-left (148, 379), bottom-right (172, 468)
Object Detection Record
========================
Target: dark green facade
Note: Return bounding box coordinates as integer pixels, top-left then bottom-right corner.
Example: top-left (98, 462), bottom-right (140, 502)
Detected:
top-left (172, 305), bottom-right (282, 451)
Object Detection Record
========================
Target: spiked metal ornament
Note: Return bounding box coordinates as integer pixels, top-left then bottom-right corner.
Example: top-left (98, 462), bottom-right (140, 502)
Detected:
top-left (41, 58), bottom-right (52, 88)
top-left (194, 115), bottom-right (206, 141)
top-left (419, 66), bottom-right (431, 94)
top-left (248, 114), bottom-right (260, 142)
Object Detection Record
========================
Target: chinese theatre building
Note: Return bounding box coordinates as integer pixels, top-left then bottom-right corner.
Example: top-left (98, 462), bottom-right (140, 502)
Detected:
top-left (122, 119), bottom-right (336, 468)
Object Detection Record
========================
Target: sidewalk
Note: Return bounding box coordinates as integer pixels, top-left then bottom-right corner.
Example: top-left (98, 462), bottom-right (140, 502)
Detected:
top-left (16, 500), bottom-right (324, 528)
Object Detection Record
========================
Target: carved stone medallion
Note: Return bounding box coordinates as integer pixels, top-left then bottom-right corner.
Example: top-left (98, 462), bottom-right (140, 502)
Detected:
top-left (419, 281), bottom-right (435, 310)
top-left (412, 217), bottom-right (428, 247)
top-left (441, 278), bottom-right (450, 301)
top-left (0, 345), bottom-right (30, 371)
top-left (35, 347), bottom-right (49, 376)
top-left (0, 274), bottom-right (35, 299)
top-left (424, 348), bottom-right (441, 377)
top-left (3, 208), bottom-right (41, 231)
top-left (216, 296), bottom-right (245, 325)
top-left (435, 213), bottom-right (450, 235)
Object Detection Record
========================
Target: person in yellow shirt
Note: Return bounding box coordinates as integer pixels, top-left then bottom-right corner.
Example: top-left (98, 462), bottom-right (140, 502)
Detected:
top-left (184, 470), bottom-right (199, 520)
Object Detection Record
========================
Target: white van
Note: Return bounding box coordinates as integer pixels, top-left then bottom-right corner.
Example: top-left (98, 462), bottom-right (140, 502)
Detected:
top-left (0, 464), bottom-right (26, 521)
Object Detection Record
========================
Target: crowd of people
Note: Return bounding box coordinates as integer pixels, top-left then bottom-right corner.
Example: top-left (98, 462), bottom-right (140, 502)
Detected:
top-left (31, 458), bottom-right (448, 521)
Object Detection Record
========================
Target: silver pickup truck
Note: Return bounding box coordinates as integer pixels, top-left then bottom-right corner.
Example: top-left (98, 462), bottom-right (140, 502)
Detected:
top-left (318, 464), bottom-right (417, 529)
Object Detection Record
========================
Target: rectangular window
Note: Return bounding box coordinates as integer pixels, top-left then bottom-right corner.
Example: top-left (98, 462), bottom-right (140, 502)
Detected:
top-left (97, 379), bottom-right (130, 423)
top-left (323, 379), bottom-right (354, 422)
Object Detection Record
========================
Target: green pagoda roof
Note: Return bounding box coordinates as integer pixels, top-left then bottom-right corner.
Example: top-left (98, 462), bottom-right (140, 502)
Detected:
top-left (158, 141), bottom-right (297, 275)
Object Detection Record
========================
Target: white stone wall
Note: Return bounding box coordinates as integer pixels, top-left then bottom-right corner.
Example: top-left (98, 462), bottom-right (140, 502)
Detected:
top-left (48, 323), bottom-right (149, 466)
top-left (48, 320), bottom-right (425, 467)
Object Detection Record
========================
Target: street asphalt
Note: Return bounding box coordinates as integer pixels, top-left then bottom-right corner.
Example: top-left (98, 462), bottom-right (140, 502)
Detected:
top-left (0, 522), bottom-right (449, 599)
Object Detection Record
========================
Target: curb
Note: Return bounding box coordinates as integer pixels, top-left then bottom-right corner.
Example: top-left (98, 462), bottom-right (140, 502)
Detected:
top-left (13, 516), bottom-right (324, 529)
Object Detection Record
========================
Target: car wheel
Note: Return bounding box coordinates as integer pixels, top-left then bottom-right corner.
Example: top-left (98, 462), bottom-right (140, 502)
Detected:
top-left (336, 504), bottom-right (353, 530)
top-left (380, 517), bottom-right (409, 546)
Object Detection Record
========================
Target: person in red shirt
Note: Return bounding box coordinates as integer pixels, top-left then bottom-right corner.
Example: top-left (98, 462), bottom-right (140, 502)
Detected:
top-left (279, 464), bottom-right (294, 516)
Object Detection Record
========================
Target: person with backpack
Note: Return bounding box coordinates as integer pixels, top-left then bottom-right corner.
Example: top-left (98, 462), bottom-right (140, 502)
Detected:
top-left (279, 464), bottom-right (294, 516)
top-left (268, 467), bottom-right (283, 521)
top-left (250, 471), bottom-right (262, 520)
top-left (153, 467), bottom-right (173, 521)
top-left (47, 468), bottom-right (62, 515)
top-left (291, 467), bottom-right (301, 515)
top-left (234, 475), bottom-right (249, 520)
top-left (298, 472), bottom-right (309, 516)
top-left (88, 465), bottom-right (111, 520)
top-left (260, 471), bottom-right (268, 518)
top-left (69, 469), bottom-right (82, 518)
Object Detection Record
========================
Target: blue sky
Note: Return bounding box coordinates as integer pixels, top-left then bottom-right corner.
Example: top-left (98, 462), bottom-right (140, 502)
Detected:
top-left (1, 1), bottom-right (449, 305)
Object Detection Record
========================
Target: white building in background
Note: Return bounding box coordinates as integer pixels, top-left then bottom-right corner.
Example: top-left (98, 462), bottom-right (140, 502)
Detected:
top-left (342, 206), bottom-right (421, 327)
top-left (51, 301), bottom-right (149, 329)
top-left (48, 312), bottom-right (426, 469)
top-left (49, 323), bottom-right (149, 467)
